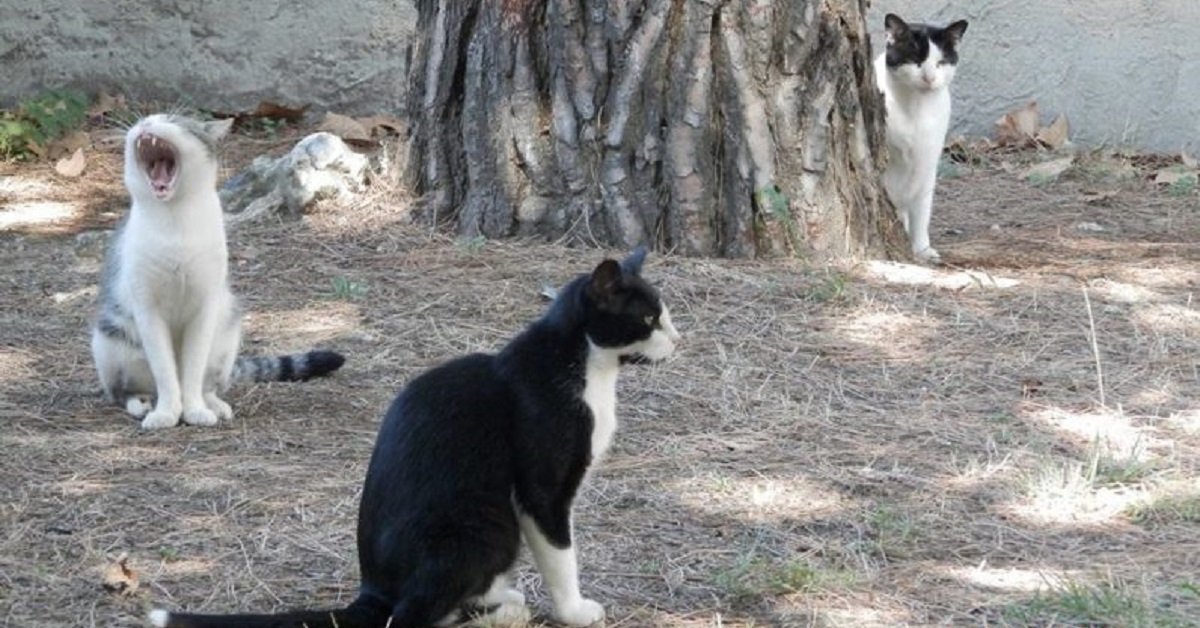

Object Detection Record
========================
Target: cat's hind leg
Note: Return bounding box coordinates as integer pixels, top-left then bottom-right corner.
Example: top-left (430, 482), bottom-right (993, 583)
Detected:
top-left (92, 327), bottom-right (155, 420)
top-left (201, 312), bottom-right (240, 422)
top-left (461, 574), bottom-right (530, 626)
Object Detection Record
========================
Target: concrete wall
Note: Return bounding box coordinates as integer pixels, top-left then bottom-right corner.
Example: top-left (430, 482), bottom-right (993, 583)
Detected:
top-left (0, 0), bottom-right (416, 115)
top-left (2, 1), bottom-right (1198, 153)
top-left (867, 1), bottom-right (1200, 153)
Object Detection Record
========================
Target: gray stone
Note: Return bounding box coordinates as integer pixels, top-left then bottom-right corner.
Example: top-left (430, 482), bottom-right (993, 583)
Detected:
top-left (220, 132), bottom-right (371, 223)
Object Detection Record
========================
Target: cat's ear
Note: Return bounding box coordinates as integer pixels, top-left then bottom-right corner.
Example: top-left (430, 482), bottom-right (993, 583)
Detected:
top-left (202, 118), bottom-right (234, 142)
top-left (942, 20), bottom-right (968, 45)
top-left (589, 259), bottom-right (622, 300)
top-left (884, 13), bottom-right (909, 42)
top-left (620, 246), bottom-right (648, 275)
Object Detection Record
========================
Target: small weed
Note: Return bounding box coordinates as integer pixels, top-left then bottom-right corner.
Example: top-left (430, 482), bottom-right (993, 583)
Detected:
top-left (1168, 172), bottom-right (1198, 197)
top-left (0, 89), bottom-right (89, 159)
top-left (330, 276), bottom-right (368, 301)
top-left (158, 547), bottom-right (180, 562)
top-left (805, 272), bottom-right (849, 304)
top-left (711, 551), bottom-right (851, 605)
top-left (1027, 171), bottom-right (1057, 187)
top-left (1089, 436), bottom-right (1155, 487)
top-left (937, 154), bottom-right (963, 179)
top-left (1005, 578), bottom-right (1191, 627)
top-left (1125, 492), bottom-right (1200, 526)
top-left (867, 505), bottom-right (921, 559)
top-left (245, 117), bottom-right (288, 139)
top-left (457, 235), bottom-right (487, 255)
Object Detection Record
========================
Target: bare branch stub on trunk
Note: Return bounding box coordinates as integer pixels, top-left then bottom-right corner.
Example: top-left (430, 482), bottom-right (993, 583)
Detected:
top-left (405, 0), bottom-right (906, 260)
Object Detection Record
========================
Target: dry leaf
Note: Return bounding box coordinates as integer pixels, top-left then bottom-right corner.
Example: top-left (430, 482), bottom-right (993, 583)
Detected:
top-left (54, 148), bottom-right (86, 177)
top-left (1154, 167), bottom-right (1195, 185)
top-left (1036, 114), bottom-right (1070, 150)
top-left (88, 92), bottom-right (127, 118)
top-left (995, 101), bottom-right (1040, 146)
top-left (355, 114), bottom-right (406, 138)
top-left (318, 112), bottom-right (371, 143)
top-left (101, 553), bottom-right (139, 595)
top-left (1182, 152), bottom-right (1198, 169)
top-left (1020, 155), bottom-right (1074, 182)
top-left (47, 130), bottom-right (91, 160)
top-left (1081, 190), bottom-right (1118, 205)
top-left (251, 101), bottom-right (308, 123)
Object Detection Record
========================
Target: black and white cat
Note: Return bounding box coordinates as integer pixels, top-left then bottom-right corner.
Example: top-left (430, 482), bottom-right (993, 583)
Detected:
top-left (92, 114), bottom-right (344, 430)
top-left (876, 13), bottom-right (968, 263)
top-left (150, 248), bottom-right (681, 628)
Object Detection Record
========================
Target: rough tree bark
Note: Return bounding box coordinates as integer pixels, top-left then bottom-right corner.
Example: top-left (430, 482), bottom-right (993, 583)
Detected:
top-left (404, 0), bottom-right (905, 260)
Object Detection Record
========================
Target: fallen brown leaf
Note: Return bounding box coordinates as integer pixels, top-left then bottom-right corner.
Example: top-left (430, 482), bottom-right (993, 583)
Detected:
top-left (47, 130), bottom-right (91, 160)
top-left (101, 553), bottom-right (139, 595)
top-left (319, 112), bottom-right (372, 143)
top-left (1020, 155), bottom-right (1074, 182)
top-left (995, 101), bottom-right (1040, 146)
top-left (54, 148), bottom-right (86, 177)
top-left (1036, 114), bottom-right (1070, 150)
top-left (355, 114), bottom-right (406, 139)
top-left (1154, 167), bottom-right (1196, 185)
top-left (1081, 190), bottom-right (1118, 205)
top-left (251, 101), bottom-right (308, 123)
top-left (88, 92), bottom-right (127, 118)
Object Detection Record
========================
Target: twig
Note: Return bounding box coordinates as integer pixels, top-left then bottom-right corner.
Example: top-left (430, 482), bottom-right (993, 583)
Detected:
top-left (1082, 285), bottom-right (1106, 407)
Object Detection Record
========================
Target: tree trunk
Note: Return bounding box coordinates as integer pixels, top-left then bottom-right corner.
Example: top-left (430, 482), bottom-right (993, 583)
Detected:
top-left (404, 0), bottom-right (905, 260)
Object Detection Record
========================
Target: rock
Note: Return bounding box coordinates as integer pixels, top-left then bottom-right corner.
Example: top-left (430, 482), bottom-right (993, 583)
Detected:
top-left (220, 132), bottom-right (371, 224)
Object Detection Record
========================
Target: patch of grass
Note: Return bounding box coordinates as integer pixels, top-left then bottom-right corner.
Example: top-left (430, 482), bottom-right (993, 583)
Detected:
top-left (711, 551), bottom-right (854, 605)
top-left (0, 89), bottom-right (89, 160)
top-left (456, 235), bottom-right (488, 255)
top-left (1125, 492), bottom-right (1200, 526)
top-left (158, 546), bottom-right (180, 562)
top-left (1026, 171), bottom-right (1058, 187)
top-left (867, 505), bottom-right (922, 560)
top-left (937, 154), bottom-right (963, 179)
top-left (805, 272), bottom-right (849, 304)
top-left (1167, 171), bottom-right (1198, 197)
top-left (1089, 436), bottom-right (1156, 487)
top-left (1005, 578), bottom-right (1192, 627)
top-left (329, 276), bottom-right (368, 301)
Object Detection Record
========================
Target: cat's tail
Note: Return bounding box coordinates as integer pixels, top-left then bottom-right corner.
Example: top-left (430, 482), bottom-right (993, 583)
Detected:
top-left (148, 597), bottom-right (387, 628)
top-left (232, 350), bottom-right (345, 383)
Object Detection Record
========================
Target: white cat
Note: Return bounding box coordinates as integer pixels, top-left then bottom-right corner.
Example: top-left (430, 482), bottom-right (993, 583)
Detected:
top-left (876, 13), bottom-right (968, 263)
top-left (92, 114), bottom-right (344, 430)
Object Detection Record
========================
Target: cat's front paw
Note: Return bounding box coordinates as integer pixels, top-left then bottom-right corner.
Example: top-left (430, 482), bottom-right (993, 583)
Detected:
top-left (141, 409), bottom-right (180, 430)
top-left (182, 406), bottom-right (218, 427)
top-left (914, 246), bottom-right (941, 264)
top-left (205, 395), bottom-right (233, 421)
top-left (554, 598), bottom-right (604, 626)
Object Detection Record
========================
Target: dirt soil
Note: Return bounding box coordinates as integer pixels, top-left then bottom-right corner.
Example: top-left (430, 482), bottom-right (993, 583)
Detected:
top-left (2, 129), bottom-right (1199, 627)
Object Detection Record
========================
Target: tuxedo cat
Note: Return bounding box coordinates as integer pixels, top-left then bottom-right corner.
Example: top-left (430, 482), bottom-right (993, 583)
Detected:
top-left (876, 13), bottom-right (968, 263)
top-left (92, 114), bottom-right (344, 430)
top-left (150, 248), bottom-right (681, 628)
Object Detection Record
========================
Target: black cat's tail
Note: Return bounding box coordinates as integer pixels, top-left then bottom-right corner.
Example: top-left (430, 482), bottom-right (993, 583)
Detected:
top-left (233, 350), bottom-right (346, 383)
top-left (148, 597), bottom-right (387, 628)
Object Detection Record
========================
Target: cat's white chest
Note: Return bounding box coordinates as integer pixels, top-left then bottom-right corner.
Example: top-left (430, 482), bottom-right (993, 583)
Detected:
top-left (582, 348), bottom-right (619, 461)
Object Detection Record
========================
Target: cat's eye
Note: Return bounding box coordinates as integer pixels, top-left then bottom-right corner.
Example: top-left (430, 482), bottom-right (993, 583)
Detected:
top-left (643, 315), bottom-right (656, 327)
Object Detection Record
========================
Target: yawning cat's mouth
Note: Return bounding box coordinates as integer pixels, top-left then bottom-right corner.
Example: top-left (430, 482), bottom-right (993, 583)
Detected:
top-left (136, 133), bottom-right (179, 199)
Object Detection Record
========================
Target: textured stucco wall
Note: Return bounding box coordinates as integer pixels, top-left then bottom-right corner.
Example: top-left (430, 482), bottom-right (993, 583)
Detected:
top-left (869, 1), bottom-right (1200, 152)
top-left (2, 2), bottom-right (1198, 152)
top-left (0, 0), bottom-right (417, 115)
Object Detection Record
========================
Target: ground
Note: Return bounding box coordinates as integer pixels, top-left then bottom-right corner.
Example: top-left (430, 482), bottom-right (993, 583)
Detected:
top-left (1, 126), bottom-right (1199, 627)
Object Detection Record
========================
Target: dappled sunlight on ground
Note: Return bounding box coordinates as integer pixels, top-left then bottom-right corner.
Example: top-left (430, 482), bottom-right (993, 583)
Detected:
top-left (827, 308), bottom-right (936, 362)
top-left (861, 259), bottom-right (1021, 290)
top-left (670, 472), bottom-right (848, 522)
top-left (0, 348), bottom-right (37, 384)
top-left (1133, 302), bottom-right (1200, 335)
top-left (0, 200), bottom-right (81, 231)
top-left (946, 563), bottom-right (1075, 593)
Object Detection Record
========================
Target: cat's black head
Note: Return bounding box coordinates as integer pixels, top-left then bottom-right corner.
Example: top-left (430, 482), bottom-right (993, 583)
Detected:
top-left (883, 13), bottom-right (968, 91)
top-left (583, 247), bottom-right (680, 362)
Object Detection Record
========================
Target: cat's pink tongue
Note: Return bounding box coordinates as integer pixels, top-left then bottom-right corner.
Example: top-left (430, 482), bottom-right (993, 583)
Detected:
top-left (150, 160), bottom-right (171, 186)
